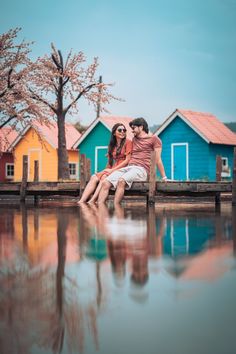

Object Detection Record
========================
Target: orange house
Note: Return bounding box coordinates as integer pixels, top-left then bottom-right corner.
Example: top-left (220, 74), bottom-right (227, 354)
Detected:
top-left (10, 121), bottom-right (81, 182)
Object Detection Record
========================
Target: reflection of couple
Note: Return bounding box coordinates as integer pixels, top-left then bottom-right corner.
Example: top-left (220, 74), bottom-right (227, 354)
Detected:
top-left (79, 203), bottom-right (150, 286)
top-left (78, 117), bottom-right (168, 205)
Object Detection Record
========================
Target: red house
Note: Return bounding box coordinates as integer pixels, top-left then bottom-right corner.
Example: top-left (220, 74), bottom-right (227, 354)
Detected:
top-left (0, 127), bottom-right (18, 182)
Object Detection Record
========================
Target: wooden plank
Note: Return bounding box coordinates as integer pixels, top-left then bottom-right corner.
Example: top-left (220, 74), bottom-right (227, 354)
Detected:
top-left (34, 160), bottom-right (39, 182)
top-left (233, 147), bottom-right (236, 206)
top-left (34, 160), bottom-right (40, 204)
top-left (148, 151), bottom-right (156, 204)
top-left (85, 157), bottom-right (91, 182)
top-left (20, 155), bottom-right (28, 202)
top-left (215, 155), bottom-right (222, 204)
top-left (79, 154), bottom-right (86, 197)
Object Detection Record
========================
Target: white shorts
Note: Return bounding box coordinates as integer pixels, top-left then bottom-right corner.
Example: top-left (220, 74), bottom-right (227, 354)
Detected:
top-left (106, 165), bottom-right (148, 189)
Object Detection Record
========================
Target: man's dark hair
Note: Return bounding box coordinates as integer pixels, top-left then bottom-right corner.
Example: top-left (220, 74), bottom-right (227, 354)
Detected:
top-left (129, 117), bottom-right (149, 133)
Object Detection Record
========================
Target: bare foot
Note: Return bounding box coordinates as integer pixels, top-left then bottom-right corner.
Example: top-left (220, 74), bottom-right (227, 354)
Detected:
top-left (88, 199), bottom-right (96, 204)
top-left (77, 199), bottom-right (86, 205)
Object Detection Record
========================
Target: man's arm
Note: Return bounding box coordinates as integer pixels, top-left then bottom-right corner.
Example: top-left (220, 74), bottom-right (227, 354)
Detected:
top-left (154, 147), bottom-right (167, 180)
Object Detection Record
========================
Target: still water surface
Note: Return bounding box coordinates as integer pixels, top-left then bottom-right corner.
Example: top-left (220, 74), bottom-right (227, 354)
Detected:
top-left (0, 203), bottom-right (236, 354)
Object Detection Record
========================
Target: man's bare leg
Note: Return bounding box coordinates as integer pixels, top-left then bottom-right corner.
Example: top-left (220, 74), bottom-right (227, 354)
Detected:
top-left (77, 175), bottom-right (98, 204)
top-left (114, 179), bottom-right (126, 205)
top-left (98, 180), bottom-right (112, 204)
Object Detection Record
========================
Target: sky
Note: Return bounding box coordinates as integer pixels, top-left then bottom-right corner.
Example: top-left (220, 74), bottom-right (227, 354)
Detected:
top-left (1, 0), bottom-right (236, 127)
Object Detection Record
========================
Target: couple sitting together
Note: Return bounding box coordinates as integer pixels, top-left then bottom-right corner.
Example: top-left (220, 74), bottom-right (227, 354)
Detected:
top-left (78, 117), bottom-right (168, 205)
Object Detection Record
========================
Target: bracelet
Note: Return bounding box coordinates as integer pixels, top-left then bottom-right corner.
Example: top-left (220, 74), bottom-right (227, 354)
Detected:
top-left (162, 176), bottom-right (167, 180)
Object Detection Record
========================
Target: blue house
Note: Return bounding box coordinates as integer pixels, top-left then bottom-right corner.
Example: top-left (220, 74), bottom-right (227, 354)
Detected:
top-left (72, 116), bottom-right (133, 175)
top-left (155, 109), bottom-right (236, 181)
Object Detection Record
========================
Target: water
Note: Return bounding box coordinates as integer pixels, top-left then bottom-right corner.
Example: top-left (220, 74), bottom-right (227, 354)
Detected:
top-left (0, 202), bottom-right (235, 354)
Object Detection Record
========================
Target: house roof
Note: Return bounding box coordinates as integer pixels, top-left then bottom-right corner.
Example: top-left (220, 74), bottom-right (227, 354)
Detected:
top-left (72, 115), bottom-right (134, 148)
top-left (10, 120), bottom-right (81, 150)
top-left (155, 109), bottom-right (236, 145)
top-left (0, 127), bottom-right (19, 152)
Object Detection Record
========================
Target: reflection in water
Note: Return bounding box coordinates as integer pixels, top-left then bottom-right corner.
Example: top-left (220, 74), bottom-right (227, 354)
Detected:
top-left (0, 204), bottom-right (235, 354)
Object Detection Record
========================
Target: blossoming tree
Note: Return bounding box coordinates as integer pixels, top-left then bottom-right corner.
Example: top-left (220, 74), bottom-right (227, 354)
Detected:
top-left (0, 28), bottom-right (47, 130)
top-left (28, 44), bottom-right (118, 180)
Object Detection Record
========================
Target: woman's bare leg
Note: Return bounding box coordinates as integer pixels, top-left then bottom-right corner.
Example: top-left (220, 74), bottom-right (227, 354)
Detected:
top-left (88, 175), bottom-right (107, 203)
top-left (98, 180), bottom-right (112, 204)
top-left (77, 175), bottom-right (99, 204)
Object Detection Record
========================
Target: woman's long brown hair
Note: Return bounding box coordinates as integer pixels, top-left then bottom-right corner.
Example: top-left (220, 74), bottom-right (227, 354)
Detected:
top-left (107, 123), bottom-right (126, 167)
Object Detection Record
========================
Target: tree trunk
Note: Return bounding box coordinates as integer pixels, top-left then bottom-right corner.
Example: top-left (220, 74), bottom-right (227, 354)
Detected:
top-left (57, 113), bottom-right (70, 180)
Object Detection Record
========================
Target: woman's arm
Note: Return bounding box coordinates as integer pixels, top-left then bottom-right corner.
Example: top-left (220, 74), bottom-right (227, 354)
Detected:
top-left (103, 154), bottom-right (131, 173)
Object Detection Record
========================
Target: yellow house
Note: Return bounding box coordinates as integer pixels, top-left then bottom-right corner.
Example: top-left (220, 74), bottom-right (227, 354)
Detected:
top-left (11, 121), bottom-right (81, 182)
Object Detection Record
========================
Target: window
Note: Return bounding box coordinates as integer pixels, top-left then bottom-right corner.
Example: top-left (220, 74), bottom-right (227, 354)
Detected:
top-left (6, 163), bottom-right (14, 178)
top-left (69, 163), bottom-right (77, 179)
top-left (222, 157), bottom-right (228, 168)
top-left (221, 157), bottom-right (230, 177)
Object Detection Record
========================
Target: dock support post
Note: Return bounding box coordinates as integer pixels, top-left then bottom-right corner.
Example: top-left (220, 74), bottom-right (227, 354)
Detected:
top-left (215, 155), bottom-right (222, 207)
top-left (20, 155), bottom-right (28, 202)
top-left (232, 147), bottom-right (236, 206)
top-left (34, 160), bottom-right (40, 205)
top-left (147, 151), bottom-right (156, 205)
top-left (85, 157), bottom-right (91, 183)
top-left (79, 154), bottom-right (86, 197)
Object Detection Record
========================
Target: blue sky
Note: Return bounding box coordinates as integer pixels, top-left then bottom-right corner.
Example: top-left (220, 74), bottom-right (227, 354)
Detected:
top-left (1, 0), bottom-right (236, 126)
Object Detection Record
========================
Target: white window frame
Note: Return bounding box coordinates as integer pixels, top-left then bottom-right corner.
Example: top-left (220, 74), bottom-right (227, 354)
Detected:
top-left (5, 163), bottom-right (14, 178)
top-left (69, 162), bottom-right (77, 179)
top-left (95, 146), bottom-right (108, 173)
top-left (171, 143), bottom-right (189, 180)
top-left (221, 157), bottom-right (230, 177)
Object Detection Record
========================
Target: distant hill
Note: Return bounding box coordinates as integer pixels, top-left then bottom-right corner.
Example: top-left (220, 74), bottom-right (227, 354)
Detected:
top-left (225, 122), bottom-right (236, 133)
top-left (149, 124), bottom-right (160, 133)
top-left (149, 122), bottom-right (236, 133)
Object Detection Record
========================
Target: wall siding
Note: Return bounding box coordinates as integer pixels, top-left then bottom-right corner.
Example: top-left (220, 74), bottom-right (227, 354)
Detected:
top-left (13, 128), bottom-right (79, 181)
top-left (158, 116), bottom-right (210, 180)
top-left (208, 144), bottom-right (235, 180)
top-left (0, 153), bottom-right (14, 182)
top-left (79, 122), bottom-right (110, 175)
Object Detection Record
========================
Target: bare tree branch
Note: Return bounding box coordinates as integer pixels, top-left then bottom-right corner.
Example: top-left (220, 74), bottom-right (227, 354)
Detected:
top-left (29, 88), bottom-right (57, 114)
top-left (64, 83), bottom-right (97, 114)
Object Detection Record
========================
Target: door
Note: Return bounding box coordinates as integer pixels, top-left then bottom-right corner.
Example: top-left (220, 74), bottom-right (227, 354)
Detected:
top-left (172, 143), bottom-right (188, 181)
top-left (95, 146), bottom-right (108, 173)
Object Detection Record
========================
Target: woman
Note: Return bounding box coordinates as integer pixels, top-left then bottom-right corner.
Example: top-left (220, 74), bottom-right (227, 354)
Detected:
top-left (78, 123), bottom-right (132, 204)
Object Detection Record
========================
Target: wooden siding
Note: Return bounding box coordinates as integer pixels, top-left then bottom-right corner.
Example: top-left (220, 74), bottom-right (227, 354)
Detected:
top-left (79, 122), bottom-right (110, 174)
top-left (0, 152), bottom-right (14, 182)
top-left (158, 116), bottom-right (210, 180)
top-left (14, 127), bottom-right (79, 182)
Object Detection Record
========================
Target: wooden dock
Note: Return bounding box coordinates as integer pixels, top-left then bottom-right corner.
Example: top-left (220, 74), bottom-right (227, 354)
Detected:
top-left (0, 148), bottom-right (235, 206)
top-left (0, 180), bottom-right (233, 204)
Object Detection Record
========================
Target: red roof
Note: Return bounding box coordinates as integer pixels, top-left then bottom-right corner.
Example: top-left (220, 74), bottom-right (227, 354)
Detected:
top-left (100, 115), bottom-right (134, 140)
top-left (73, 115), bottom-right (134, 148)
top-left (11, 120), bottom-right (81, 150)
top-left (32, 120), bottom-right (81, 149)
top-left (0, 127), bottom-right (19, 152)
top-left (177, 109), bottom-right (236, 145)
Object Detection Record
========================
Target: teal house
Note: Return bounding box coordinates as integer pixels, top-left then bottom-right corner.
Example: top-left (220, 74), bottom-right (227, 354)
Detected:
top-left (155, 109), bottom-right (236, 181)
top-left (73, 116), bottom-right (133, 175)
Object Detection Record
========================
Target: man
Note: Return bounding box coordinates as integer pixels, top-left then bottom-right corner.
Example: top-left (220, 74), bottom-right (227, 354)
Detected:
top-left (98, 117), bottom-right (168, 205)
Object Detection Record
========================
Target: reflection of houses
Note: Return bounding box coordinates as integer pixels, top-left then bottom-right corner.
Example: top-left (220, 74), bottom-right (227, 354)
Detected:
top-left (72, 115), bottom-right (133, 174)
top-left (155, 109), bottom-right (236, 181)
top-left (162, 217), bottom-right (216, 257)
top-left (12, 209), bottom-right (80, 266)
top-left (0, 127), bottom-right (18, 182)
top-left (10, 121), bottom-right (81, 181)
